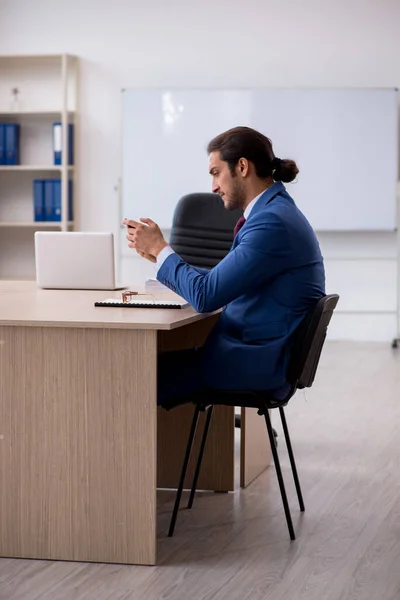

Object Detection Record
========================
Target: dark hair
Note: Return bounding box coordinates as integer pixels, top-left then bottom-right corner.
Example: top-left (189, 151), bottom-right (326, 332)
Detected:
top-left (207, 126), bottom-right (299, 183)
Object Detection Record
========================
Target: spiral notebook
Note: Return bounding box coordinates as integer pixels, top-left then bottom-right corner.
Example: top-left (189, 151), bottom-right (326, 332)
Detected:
top-left (94, 298), bottom-right (188, 309)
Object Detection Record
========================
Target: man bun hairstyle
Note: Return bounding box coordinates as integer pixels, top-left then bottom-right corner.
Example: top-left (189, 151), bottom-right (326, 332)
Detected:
top-left (207, 126), bottom-right (299, 183)
top-left (270, 157), bottom-right (299, 183)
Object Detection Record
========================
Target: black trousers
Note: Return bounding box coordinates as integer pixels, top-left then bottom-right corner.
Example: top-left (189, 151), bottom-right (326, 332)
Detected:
top-left (157, 348), bottom-right (290, 407)
top-left (157, 348), bottom-right (206, 406)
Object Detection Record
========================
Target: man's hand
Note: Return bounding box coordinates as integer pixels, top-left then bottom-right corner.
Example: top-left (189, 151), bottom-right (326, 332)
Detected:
top-left (123, 218), bottom-right (168, 259)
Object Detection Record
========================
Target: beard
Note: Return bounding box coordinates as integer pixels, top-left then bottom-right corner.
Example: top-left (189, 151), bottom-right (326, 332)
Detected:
top-left (223, 177), bottom-right (246, 211)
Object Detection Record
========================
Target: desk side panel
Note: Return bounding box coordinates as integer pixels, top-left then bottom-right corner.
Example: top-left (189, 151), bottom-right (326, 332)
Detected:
top-left (240, 407), bottom-right (271, 488)
top-left (0, 326), bottom-right (157, 565)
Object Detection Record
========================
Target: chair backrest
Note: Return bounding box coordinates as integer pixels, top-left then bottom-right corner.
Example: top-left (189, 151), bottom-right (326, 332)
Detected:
top-left (169, 193), bottom-right (242, 269)
top-left (287, 294), bottom-right (339, 390)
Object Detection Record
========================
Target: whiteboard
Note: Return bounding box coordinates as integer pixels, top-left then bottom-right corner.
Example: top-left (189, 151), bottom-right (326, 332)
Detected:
top-left (121, 88), bottom-right (398, 231)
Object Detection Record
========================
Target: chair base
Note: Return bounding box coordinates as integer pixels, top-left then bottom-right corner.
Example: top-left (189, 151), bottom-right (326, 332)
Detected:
top-left (168, 402), bottom-right (304, 541)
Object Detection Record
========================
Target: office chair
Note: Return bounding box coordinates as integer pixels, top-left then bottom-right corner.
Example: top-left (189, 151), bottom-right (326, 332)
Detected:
top-left (169, 192), bottom-right (242, 269)
top-left (164, 294), bottom-right (339, 541)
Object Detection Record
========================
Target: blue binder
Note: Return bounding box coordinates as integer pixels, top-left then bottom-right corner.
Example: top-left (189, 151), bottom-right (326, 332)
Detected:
top-left (33, 179), bottom-right (45, 222)
top-left (51, 179), bottom-right (73, 221)
top-left (68, 179), bottom-right (73, 221)
top-left (52, 123), bottom-right (74, 165)
top-left (52, 180), bottom-right (62, 221)
top-left (5, 123), bottom-right (20, 165)
top-left (44, 180), bottom-right (54, 221)
top-left (0, 124), bottom-right (5, 165)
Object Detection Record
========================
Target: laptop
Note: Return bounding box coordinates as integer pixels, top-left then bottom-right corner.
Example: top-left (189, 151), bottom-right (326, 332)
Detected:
top-left (35, 231), bottom-right (125, 290)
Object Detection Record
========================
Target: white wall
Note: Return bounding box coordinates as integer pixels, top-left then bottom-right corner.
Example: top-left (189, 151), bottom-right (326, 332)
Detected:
top-left (1, 0), bottom-right (399, 341)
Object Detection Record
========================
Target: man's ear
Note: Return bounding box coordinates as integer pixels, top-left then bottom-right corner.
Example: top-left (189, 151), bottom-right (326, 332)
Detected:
top-left (237, 157), bottom-right (249, 178)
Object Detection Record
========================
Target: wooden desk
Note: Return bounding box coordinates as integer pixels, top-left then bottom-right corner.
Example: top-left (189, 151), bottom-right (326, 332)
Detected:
top-left (0, 281), bottom-right (270, 565)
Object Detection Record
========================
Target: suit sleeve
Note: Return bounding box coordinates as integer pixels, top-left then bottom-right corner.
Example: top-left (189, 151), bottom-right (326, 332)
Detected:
top-left (155, 245), bottom-right (210, 276)
top-left (156, 215), bottom-right (290, 313)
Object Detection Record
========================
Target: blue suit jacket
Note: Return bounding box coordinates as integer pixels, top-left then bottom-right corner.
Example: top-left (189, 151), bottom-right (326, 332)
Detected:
top-left (157, 182), bottom-right (326, 391)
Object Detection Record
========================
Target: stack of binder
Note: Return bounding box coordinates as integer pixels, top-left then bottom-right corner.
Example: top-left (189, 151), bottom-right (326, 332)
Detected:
top-left (0, 123), bottom-right (20, 165)
top-left (33, 179), bottom-right (73, 222)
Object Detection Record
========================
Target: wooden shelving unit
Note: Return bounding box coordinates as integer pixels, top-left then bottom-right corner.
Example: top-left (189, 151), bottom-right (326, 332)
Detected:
top-left (0, 54), bottom-right (78, 279)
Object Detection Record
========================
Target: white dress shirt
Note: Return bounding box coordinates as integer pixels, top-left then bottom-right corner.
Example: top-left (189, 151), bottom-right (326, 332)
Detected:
top-left (155, 189), bottom-right (267, 272)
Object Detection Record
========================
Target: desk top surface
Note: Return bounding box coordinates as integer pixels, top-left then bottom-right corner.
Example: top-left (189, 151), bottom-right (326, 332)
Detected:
top-left (0, 281), bottom-right (215, 330)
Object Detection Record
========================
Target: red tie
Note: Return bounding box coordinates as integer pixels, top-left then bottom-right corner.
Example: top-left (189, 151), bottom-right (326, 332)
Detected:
top-left (234, 216), bottom-right (246, 237)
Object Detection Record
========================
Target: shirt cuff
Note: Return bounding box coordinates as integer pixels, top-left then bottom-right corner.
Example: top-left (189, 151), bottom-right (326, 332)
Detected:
top-left (155, 245), bottom-right (176, 274)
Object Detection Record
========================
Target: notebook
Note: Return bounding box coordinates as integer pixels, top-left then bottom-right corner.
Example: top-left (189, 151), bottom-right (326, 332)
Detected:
top-left (144, 278), bottom-right (170, 293)
top-left (94, 298), bottom-right (188, 309)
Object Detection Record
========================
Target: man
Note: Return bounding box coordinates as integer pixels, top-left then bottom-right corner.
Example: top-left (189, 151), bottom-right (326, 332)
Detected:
top-left (123, 126), bottom-right (325, 405)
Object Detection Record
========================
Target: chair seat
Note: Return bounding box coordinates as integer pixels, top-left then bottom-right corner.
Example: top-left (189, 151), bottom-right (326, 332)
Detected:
top-left (163, 387), bottom-right (293, 412)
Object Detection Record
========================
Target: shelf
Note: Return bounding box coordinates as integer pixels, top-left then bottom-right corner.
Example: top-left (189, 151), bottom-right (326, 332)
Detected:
top-left (0, 222), bottom-right (74, 228)
top-left (0, 110), bottom-right (75, 117)
top-left (0, 166), bottom-right (74, 171)
top-left (0, 54), bottom-right (74, 60)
